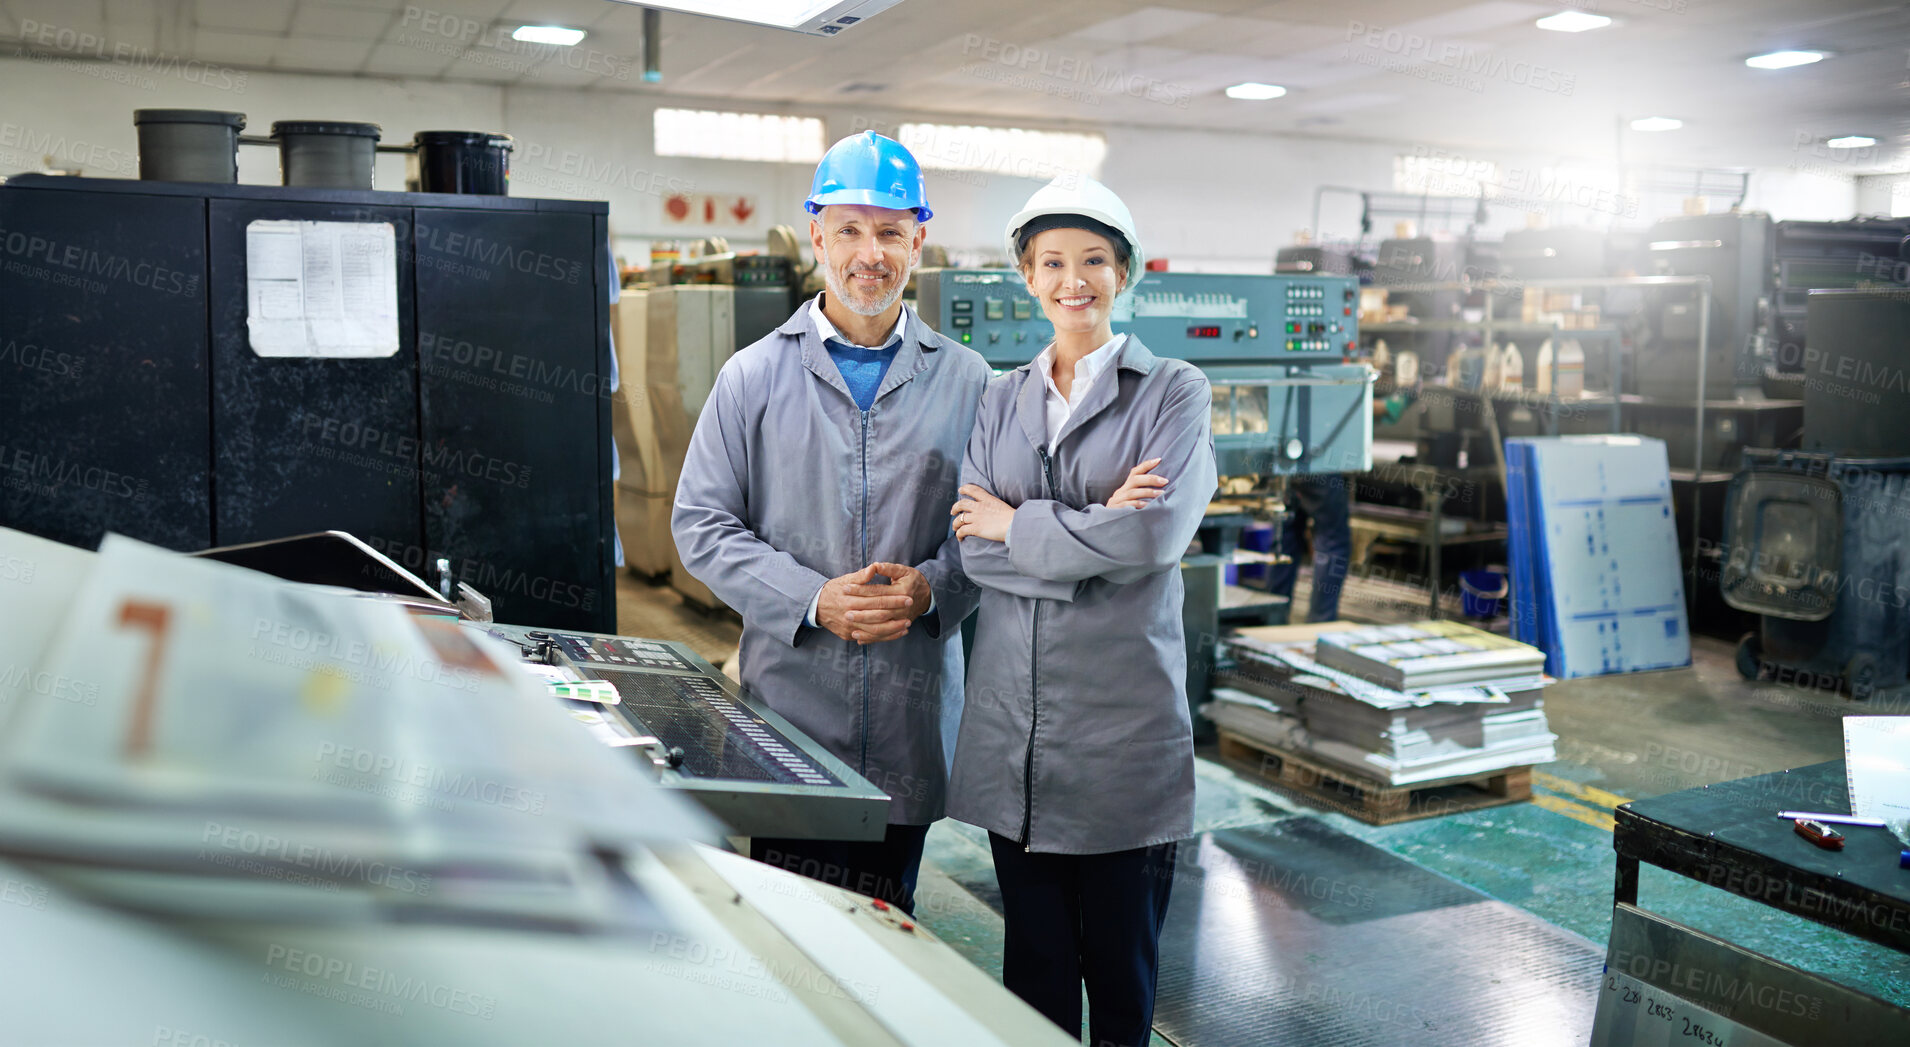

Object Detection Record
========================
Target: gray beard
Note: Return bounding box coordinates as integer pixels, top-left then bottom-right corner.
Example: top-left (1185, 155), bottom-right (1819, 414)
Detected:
top-left (822, 246), bottom-right (908, 317)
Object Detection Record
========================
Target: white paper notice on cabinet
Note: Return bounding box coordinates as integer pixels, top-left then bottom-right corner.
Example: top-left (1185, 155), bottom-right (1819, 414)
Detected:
top-left (245, 219), bottom-right (399, 358)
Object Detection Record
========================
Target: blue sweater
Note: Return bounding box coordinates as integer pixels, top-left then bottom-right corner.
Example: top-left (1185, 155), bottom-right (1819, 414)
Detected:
top-left (825, 338), bottom-right (895, 412)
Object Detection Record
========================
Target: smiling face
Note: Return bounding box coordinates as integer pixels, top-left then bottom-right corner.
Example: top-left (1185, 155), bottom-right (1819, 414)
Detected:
top-left (1018, 225), bottom-right (1127, 339)
top-left (810, 204), bottom-right (925, 317)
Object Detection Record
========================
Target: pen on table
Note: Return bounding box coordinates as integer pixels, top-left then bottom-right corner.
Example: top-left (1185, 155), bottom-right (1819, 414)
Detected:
top-left (1776, 811), bottom-right (1887, 828)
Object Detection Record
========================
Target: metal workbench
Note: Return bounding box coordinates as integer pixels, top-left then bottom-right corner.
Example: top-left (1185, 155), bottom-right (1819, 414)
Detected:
top-left (1596, 760), bottom-right (1910, 1045)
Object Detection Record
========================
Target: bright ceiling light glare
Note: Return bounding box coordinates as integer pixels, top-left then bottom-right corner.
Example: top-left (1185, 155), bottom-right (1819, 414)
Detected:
top-left (1827, 135), bottom-right (1877, 149)
top-left (1225, 82), bottom-right (1287, 100)
top-left (1535, 11), bottom-right (1611, 32)
top-left (512, 25), bottom-right (587, 45)
top-left (609, 2), bottom-right (843, 29)
top-left (1630, 117), bottom-right (1683, 132)
top-left (1745, 50), bottom-right (1825, 70)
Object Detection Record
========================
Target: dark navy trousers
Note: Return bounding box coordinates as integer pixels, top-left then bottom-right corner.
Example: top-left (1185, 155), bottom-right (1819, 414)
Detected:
top-left (1268, 473), bottom-right (1354, 623)
top-left (988, 832), bottom-right (1179, 1047)
top-left (750, 822), bottom-right (931, 914)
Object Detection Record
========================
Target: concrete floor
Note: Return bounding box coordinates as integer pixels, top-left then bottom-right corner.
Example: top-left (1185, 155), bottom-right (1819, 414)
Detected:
top-left (614, 570), bottom-right (1910, 1043)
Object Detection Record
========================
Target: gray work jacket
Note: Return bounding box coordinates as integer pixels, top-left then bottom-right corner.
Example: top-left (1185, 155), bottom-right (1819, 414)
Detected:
top-left (672, 303), bottom-right (991, 825)
top-left (947, 335), bottom-right (1216, 854)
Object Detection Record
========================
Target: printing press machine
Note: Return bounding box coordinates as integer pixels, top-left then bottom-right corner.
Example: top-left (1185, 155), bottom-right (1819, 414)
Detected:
top-left (196, 528), bottom-right (891, 842)
top-left (0, 525), bottom-right (1066, 1045)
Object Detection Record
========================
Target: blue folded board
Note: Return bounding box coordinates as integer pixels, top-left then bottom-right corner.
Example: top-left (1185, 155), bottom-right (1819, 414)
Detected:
top-left (1504, 436), bottom-right (1691, 678)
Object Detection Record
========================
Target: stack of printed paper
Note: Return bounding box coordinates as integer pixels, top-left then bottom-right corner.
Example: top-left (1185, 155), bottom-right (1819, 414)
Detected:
top-left (1211, 633), bottom-right (1556, 786)
top-left (0, 527), bottom-right (712, 925)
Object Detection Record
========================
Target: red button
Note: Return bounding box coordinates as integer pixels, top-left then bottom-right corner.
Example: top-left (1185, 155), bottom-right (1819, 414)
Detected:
top-left (900, 921), bottom-right (915, 932)
top-left (871, 899), bottom-right (889, 911)
top-left (1344, 307), bottom-right (1352, 316)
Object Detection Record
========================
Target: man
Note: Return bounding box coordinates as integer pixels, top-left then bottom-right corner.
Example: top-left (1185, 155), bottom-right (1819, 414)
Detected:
top-left (1267, 474), bottom-right (1353, 623)
top-left (1268, 392), bottom-right (1404, 622)
top-left (672, 132), bottom-right (990, 913)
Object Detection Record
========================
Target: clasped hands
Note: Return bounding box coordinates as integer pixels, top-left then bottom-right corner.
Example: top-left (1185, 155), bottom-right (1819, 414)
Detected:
top-left (816, 562), bottom-right (932, 645)
top-left (951, 456), bottom-right (1168, 543)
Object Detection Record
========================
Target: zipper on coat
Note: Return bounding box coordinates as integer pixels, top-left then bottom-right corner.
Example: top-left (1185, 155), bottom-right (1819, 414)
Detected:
top-left (858, 408), bottom-right (871, 776)
top-left (1023, 444), bottom-right (1061, 850)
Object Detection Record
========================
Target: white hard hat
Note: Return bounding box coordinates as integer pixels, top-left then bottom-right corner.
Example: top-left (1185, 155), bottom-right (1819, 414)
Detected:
top-left (1004, 174), bottom-right (1146, 295)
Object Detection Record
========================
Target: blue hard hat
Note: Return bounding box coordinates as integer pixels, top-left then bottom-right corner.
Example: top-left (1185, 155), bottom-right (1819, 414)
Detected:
top-left (805, 131), bottom-right (932, 222)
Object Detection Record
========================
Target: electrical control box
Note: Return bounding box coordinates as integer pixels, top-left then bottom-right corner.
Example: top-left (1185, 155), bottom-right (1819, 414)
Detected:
top-left (914, 268), bottom-right (1357, 367)
top-left (913, 268), bottom-right (1051, 365)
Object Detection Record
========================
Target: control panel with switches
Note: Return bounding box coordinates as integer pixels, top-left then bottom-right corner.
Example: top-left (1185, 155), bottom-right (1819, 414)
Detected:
top-left (915, 268), bottom-right (1357, 367)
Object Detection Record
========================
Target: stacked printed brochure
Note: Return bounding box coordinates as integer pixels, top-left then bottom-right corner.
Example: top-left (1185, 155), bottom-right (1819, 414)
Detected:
top-left (1313, 621), bottom-right (1549, 690)
top-left (1208, 626), bottom-right (1555, 787)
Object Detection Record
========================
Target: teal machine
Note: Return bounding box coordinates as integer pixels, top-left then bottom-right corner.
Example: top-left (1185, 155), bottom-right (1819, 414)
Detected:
top-left (916, 269), bottom-right (1375, 727)
top-left (915, 269), bottom-right (1373, 474)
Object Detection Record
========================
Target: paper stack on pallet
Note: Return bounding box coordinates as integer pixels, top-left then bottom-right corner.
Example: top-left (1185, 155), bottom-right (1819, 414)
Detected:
top-left (1206, 622), bottom-right (1556, 787)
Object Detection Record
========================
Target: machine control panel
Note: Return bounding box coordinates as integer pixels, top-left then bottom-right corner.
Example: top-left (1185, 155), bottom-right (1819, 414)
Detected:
top-left (916, 268), bottom-right (1358, 366)
top-left (915, 268), bottom-right (1050, 364)
top-left (476, 623), bottom-right (889, 839)
top-left (521, 630), bottom-right (695, 672)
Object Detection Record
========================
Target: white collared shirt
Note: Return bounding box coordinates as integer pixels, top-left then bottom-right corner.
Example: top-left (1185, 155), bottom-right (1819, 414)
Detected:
top-left (809, 294), bottom-right (906, 350)
top-left (1033, 333), bottom-right (1126, 448)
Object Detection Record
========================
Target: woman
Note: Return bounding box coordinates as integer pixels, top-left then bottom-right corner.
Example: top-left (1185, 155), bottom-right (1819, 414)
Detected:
top-left (946, 174), bottom-right (1216, 1047)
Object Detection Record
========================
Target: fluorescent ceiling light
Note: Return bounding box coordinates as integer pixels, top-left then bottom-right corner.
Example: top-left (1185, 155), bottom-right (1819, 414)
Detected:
top-left (1630, 117), bottom-right (1682, 132)
top-left (513, 25), bottom-right (586, 45)
top-left (602, 1), bottom-right (903, 35)
top-left (1225, 82), bottom-right (1287, 100)
top-left (1745, 50), bottom-right (1824, 69)
top-left (1827, 135), bottom-right (1877, 149)
top-left (1535, 11), bottom-right (1611, 32)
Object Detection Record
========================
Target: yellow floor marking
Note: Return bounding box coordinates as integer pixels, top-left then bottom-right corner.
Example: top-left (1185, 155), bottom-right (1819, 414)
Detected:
top-left (1530, 791), bottom-right (1617, 832)
top-left (1532, 770), bottom-right (1632, 811)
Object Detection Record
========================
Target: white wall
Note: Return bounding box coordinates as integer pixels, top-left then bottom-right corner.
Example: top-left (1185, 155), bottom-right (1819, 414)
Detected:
top-left (0, 56), bottom-right (1878, 273)
top-left (1740, 167), bottom-right (1857, 223)
top-left (1855, 173), bottom-right (1910, 217)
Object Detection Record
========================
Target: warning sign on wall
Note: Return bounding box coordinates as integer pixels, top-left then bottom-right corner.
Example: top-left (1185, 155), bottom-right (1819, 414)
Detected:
top-left (663, 193), bottom-right (758, 226)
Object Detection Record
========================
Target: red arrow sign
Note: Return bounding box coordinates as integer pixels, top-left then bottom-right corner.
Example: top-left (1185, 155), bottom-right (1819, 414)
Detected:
top-left (731, 197), bottom-right (755, 222)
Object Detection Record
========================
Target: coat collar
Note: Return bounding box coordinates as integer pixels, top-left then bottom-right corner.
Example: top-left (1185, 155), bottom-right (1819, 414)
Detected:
top-left (1013, 333), bottom-right (1160, 452)
top-left (778, 295), bottom-right (939, 408)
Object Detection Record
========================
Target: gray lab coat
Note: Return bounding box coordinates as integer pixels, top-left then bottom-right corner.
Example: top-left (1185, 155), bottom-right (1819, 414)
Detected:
top-left (672, 303), bottom-right (991, 825)
top-left (947, 335), bottom-right (1216, 854)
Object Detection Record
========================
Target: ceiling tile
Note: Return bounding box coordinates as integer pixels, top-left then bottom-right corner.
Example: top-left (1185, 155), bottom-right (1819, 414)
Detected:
top-left (289, 3), bottom-right (396, 39)
top-left (1396, 1), bottom-right (1551, 39)
top-left (1294, 90), bottom-right (1404, 113)
top-left (362, 40), bottom-right (455, 77)
top-left (271, 35), bottom-right (374, 71)
top-left (1065, 7), bottom-right (1221, 46)
top-left (176, 27), bottom-right (281, 66)
top-left (193, 0), bottom-right (294, 34)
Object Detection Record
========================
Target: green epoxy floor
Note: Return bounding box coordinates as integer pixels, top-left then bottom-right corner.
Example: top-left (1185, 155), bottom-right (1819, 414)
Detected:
top-left (614, 574), bottom-right (1910, 1037)
top-left (911, 633), bottom-right (1910, 1043)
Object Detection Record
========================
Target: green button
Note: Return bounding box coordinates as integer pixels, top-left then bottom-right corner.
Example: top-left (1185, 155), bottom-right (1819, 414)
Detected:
top-left (960, 331), bottom-right (972, 344)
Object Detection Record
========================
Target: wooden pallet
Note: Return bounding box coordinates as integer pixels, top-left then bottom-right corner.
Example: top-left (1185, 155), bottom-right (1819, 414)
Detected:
top-left (1217, 730), bottom-right (1532, 825)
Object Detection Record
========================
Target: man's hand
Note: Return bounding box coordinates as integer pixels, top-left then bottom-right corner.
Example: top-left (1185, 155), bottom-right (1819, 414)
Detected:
top-left (816, 563), bottom-right (931, 644)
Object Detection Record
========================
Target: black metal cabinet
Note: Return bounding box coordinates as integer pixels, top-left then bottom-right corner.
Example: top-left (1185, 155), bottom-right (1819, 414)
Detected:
top-left (207, 198), bottom-right (420, 552)
top-left (0, 186), bottom-right (210, 551)
top-left (0, 175), bottom-right (615, 633)
top-left (414, 207), bottom-right (609, 631)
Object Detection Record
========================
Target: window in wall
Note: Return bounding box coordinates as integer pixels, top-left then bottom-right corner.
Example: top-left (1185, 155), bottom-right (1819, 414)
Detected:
top-left (897, 123), bottom-right (1106, 182)
top-left (653, 108), bottom-right (825, 163)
